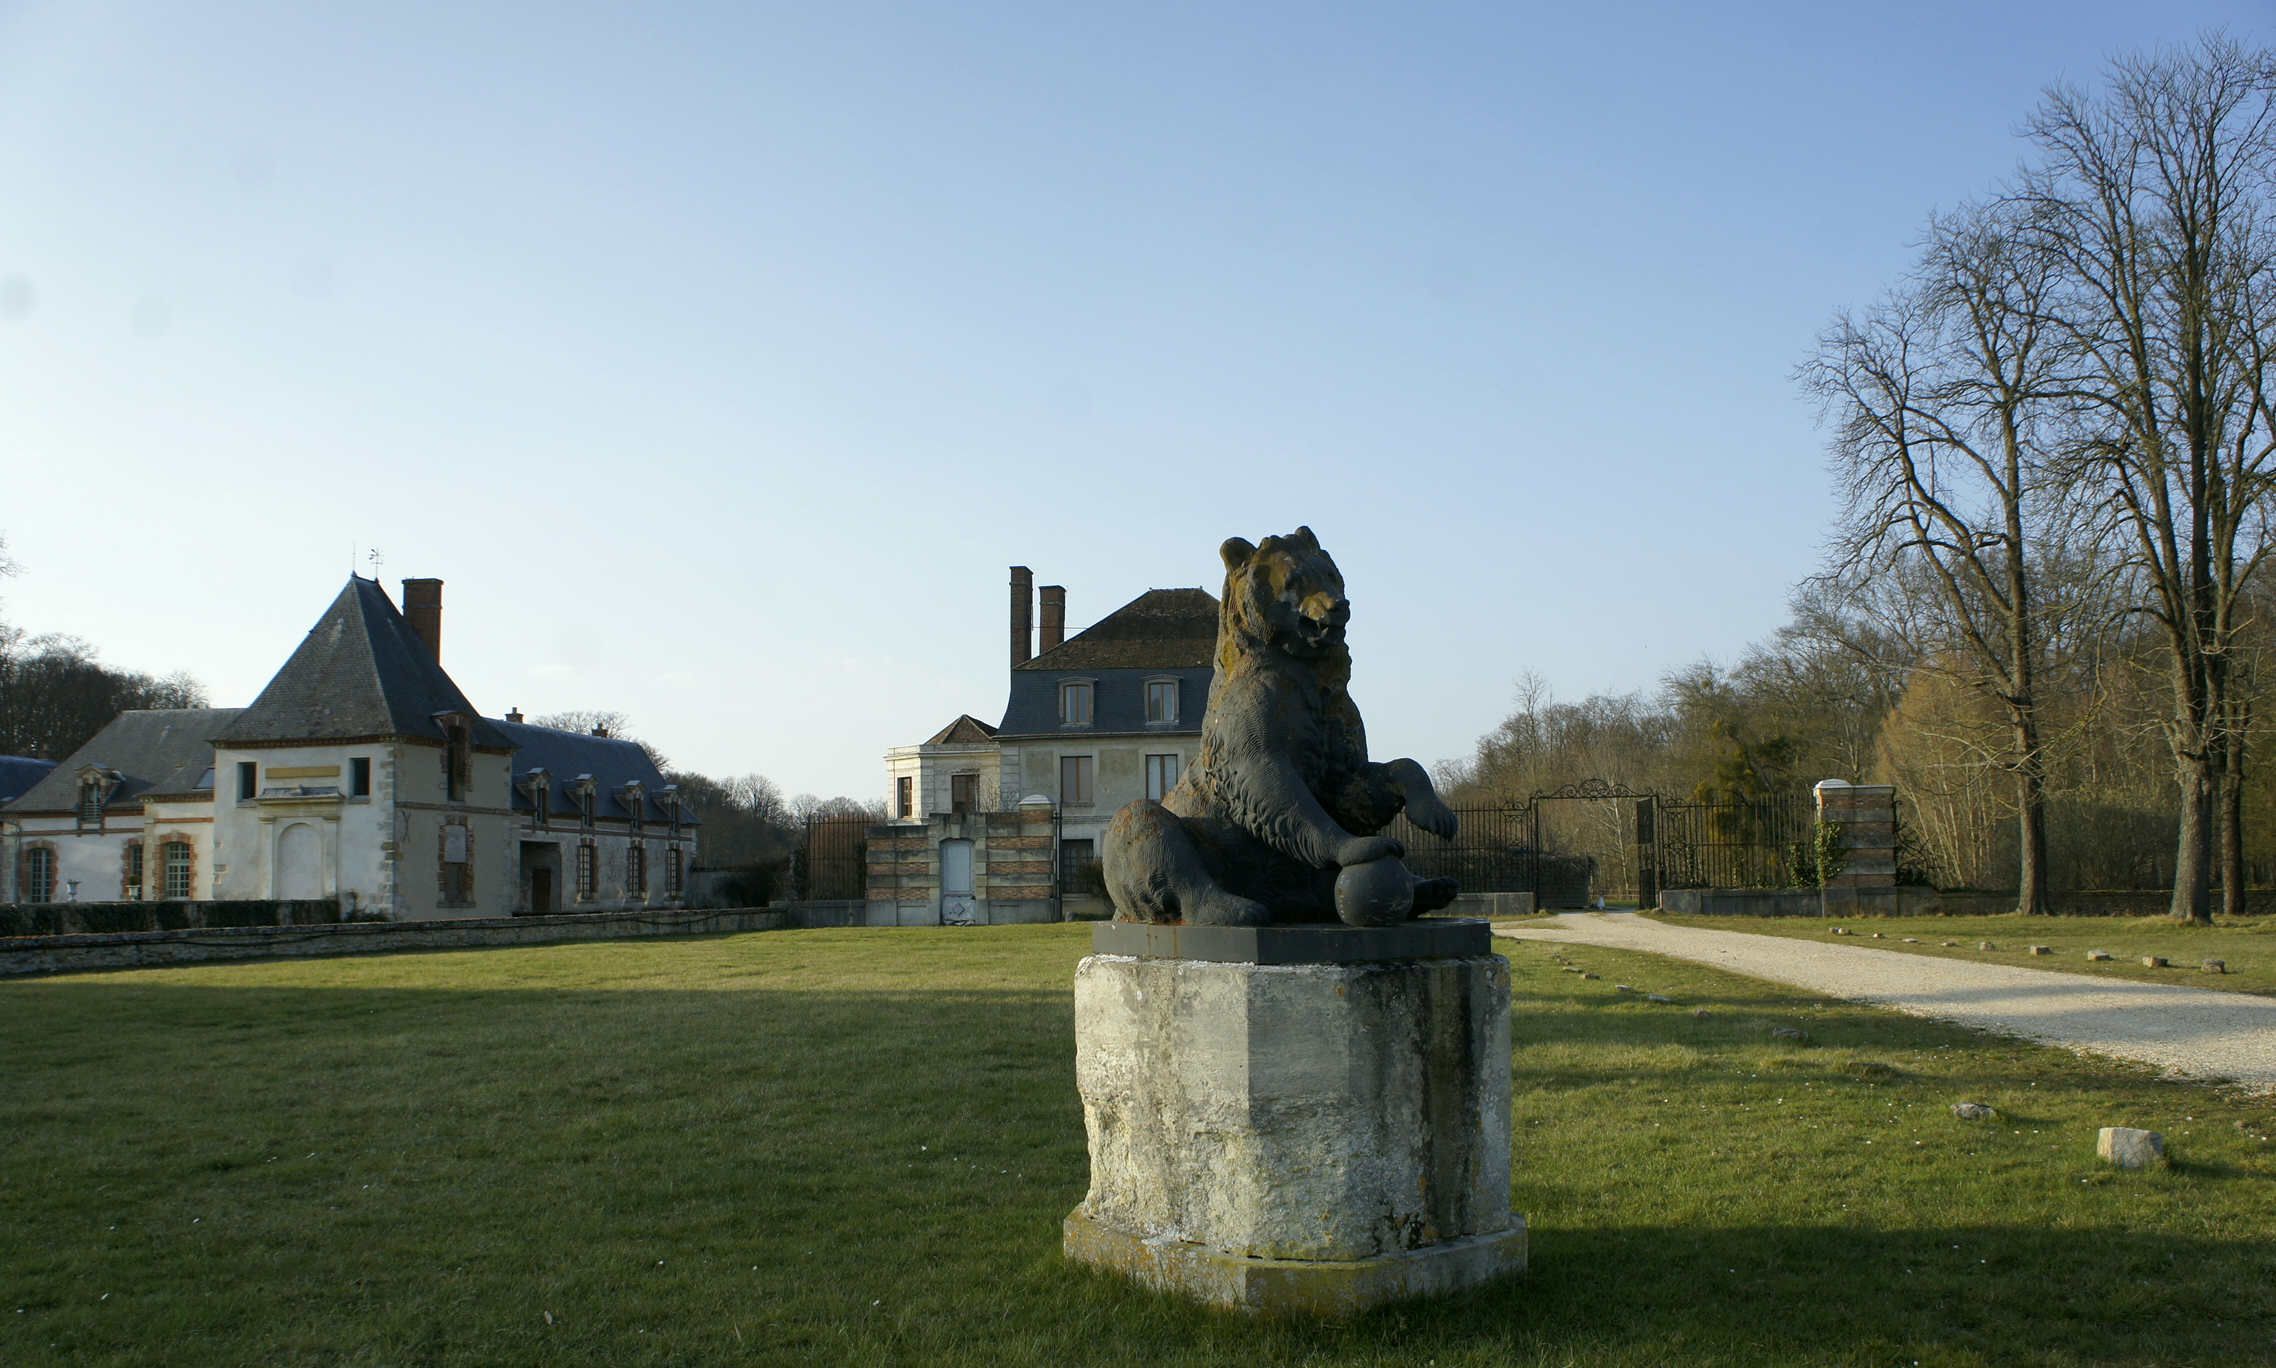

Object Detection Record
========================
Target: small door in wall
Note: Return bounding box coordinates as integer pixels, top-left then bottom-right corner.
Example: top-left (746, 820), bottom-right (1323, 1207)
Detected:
top-left (276, 822), bottom-right (321, 900)
top-left (940, 839), bottom-right (976, 925)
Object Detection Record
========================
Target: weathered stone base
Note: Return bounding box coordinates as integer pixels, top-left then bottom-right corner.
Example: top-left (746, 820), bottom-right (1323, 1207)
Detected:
top-left (1067, 921), bottom-right (1522, 1315)
top-left (1064, 1209), bottom-right (1526, 1316)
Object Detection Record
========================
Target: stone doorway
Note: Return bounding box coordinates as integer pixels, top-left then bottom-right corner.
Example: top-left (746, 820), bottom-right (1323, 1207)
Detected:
top-left (522, 842), bottom-right (562, 915)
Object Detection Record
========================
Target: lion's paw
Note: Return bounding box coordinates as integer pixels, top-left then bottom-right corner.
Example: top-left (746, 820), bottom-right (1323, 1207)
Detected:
top-left (1412, 876), bottom-right (1459, 914)
top-left (1335, 834), bottom-right (1404, 868)
top-left (1408, 792), bottom-right (1459, 841)
top-left (1187, 890), bottom-right (1271, 927)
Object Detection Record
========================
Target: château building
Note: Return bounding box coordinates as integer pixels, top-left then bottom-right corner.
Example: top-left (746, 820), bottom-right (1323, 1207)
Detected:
top-left (2, 577), bottom-right (696, 919)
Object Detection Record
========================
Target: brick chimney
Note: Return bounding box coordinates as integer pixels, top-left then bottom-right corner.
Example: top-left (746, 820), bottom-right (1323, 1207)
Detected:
top-left (506, 707), bottom-right (524, 724)
top-left (1040, 585), bottom-right (1066, 654)
top-left (402, 578), bottom-right (443, 662)
top-left (1011, 566), bottom-right (1034, 668)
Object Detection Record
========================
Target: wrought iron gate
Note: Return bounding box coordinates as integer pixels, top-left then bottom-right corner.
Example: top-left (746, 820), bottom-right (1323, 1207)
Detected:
top-left (1391, 783), bottom-right (1810, 908)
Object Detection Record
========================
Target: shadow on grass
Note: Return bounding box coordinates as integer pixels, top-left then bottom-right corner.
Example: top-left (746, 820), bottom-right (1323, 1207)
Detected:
top-left (3, 956), bottom-right (2271, 1365)
top-left (1240, 1221), bottom-right (2276, 1366)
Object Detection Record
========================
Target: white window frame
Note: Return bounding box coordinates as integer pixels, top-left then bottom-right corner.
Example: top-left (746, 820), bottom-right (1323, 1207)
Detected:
top-left (161, 841), bottom-right (193, 900)
top-left (1059, 679), bottom-right (1095, 728)
top-left (1144, 677), bottom-right (1180, 725)
top-left (24, 846), bottom-right (57, 902)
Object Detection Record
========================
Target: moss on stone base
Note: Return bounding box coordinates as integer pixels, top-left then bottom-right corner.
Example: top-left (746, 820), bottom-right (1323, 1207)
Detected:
top-left (1063, 1208), bottom-right (1526, 1316)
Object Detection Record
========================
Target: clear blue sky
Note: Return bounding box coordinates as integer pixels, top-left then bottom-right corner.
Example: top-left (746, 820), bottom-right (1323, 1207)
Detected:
top-left (2, 2), bottom-right (2266, 799)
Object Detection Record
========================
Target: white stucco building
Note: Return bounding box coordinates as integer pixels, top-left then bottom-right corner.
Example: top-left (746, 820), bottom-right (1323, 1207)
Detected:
top-left (2, 576), bottom-right (696, 919)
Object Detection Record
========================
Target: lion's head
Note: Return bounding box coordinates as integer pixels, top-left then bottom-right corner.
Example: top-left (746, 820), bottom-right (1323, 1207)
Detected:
top-left (1217, 526), bottom-right (1351, 669)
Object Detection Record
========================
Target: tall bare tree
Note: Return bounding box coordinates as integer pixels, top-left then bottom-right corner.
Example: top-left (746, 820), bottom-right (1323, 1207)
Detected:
top-left (2018, 37), bottom-right (2276, 922)
top-left (1805, 199), bottom-right (2073, 913)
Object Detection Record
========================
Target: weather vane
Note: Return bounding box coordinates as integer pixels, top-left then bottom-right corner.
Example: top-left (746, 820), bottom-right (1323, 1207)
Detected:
top-left (367, 547), bottom-right (383, 576)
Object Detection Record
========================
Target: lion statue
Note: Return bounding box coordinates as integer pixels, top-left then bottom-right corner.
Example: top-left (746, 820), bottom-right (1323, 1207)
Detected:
top-left (1101, 526), bottom-right (1460, 926)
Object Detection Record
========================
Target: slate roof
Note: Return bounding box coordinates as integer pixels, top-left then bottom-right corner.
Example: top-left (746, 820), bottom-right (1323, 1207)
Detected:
top-left (1017, 588), bottom-right (1219, 671)
top-left (0, 756), bottom-right (59, 806)
top-left (5, 709), bottom-right (245, 814)
top-left (924, 714), bottom-right (999, 746)
top-left (216, 578), bottom-right (509, 749)
top-left (997, 665), bottom-right (1212, 738)
top-left (489, 717), bottom-right (697, 826)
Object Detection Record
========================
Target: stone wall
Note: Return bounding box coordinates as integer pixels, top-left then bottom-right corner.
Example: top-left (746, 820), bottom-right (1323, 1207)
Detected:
top-left (864, 803), bottom-right (1057, 925)
top-left (0, 901), bottom-right (868, 978)
top-left (1816, 781), bottom-right (1897, 915)
top-left (1656, 888), bottom-right (1826, 917)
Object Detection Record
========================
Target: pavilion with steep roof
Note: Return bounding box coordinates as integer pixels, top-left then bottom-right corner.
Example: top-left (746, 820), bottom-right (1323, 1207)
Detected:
top-left (5, 576), bottom-right (695, 918)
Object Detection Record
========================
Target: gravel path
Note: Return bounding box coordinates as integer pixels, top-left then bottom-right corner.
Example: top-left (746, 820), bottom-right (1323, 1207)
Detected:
top-left (1497, 913), bottom-right (2276, 1095)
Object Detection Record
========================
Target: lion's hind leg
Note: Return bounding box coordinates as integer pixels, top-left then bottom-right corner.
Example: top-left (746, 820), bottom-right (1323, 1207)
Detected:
top-left (1103, 801), bottom-right (1269, 926)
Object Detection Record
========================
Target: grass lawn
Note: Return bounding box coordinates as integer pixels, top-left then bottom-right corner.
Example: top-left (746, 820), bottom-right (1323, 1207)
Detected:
top-left (3, 924), bottom-right (2273, 1366)
top-left (1654, 912), bottom-right (2276, 997)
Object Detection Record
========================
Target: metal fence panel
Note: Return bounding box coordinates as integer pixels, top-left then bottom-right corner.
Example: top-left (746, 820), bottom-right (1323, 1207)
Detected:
top-left (798, 815), bottom-right (872, 902)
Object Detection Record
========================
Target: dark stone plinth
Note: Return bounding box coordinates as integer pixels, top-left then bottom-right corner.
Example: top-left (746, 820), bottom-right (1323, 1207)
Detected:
top-left (1089, 917), bottom-right (1491, 964)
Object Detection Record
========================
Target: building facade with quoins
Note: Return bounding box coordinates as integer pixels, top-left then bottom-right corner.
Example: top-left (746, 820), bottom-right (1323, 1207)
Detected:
top-left (2, 577), bottom-right (695, 919)
top-left (866, 567), bottom-right (1214, 925)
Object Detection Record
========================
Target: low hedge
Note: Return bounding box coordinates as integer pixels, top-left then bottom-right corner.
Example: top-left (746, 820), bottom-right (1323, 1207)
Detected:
top-left (0, 900), bottom-right (341, 938)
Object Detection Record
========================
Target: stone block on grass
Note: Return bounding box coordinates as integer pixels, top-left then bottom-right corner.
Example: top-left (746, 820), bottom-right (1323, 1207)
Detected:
top-left (2097, 1127), bottom-right (2166, 1169)
top-left (1066, 921), bottom-right (1523, 1314)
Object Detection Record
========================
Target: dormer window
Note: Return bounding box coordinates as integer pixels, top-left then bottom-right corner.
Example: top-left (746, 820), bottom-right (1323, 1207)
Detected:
top-left (661, 785), bottom-right (682, 837)
top-left (439, 714), bottom-right (473, 802)
top-left (572, 776), bottom-right (597, 831)
top-left (1145, 678), bottom-right (1179, 725)
top-left (621, 782), bottom-right (645, 834)
top-left (1060, 680), bottom-right (1094, 727)
top-left (77, 775), bottom-right (108, 831)
top-left (524, 769), bottom-right (551, 830)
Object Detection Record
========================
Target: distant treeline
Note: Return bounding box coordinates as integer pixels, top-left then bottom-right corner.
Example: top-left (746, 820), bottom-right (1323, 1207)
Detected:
top-left (1444, 38), bottom-right (2276, 923)
top-left (0, 633), bottom-right (208, 761)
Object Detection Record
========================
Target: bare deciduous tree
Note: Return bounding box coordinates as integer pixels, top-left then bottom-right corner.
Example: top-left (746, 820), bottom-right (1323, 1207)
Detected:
top-left (2018, 36), bottom-right (2276, 922)
top-left (1805, 199), bottom-right (2073, 913)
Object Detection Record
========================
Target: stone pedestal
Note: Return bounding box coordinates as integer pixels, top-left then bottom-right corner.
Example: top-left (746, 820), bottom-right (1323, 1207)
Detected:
top-left (1064, 919), bottom-right (1525, 1314)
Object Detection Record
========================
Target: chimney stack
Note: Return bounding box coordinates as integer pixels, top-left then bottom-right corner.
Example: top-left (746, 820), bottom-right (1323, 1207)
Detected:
top-left (1010, 566), bottom-right (1034, 668)
top-left (402, 578), bottom-right (443, 662)
top-left (1040, 585), bottom-right (1067, 654)
top-left (506, 707), bottom-right (524, 724)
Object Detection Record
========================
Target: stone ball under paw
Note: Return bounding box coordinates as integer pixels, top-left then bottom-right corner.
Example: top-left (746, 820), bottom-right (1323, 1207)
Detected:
top-left (1335, 856), bottom-right (1414, 927)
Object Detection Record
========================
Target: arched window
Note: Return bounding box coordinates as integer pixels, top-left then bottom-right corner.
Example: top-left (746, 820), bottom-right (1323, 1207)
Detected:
top-left (21, 846), bottom-right (57, 902)
top-left (160, 840), bottom-right (194, 900)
